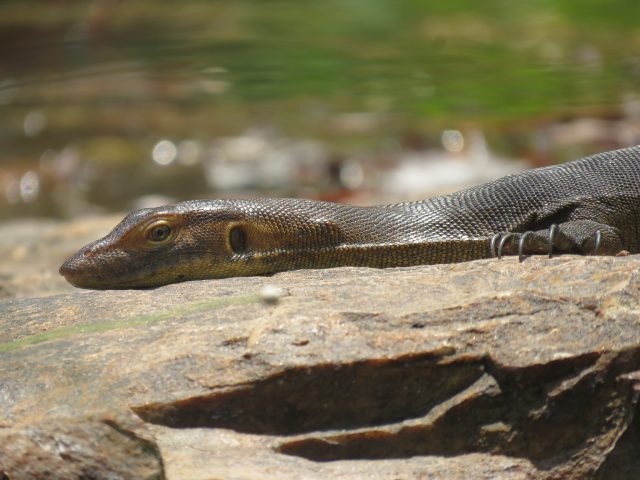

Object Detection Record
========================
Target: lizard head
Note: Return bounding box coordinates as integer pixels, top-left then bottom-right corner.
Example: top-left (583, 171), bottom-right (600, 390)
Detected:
top-left (59, 200), bottom-right (256, 289)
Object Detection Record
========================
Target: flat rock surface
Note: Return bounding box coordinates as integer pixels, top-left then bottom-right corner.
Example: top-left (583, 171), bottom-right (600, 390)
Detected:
top-left (2, 217), bottom-right (640, 479)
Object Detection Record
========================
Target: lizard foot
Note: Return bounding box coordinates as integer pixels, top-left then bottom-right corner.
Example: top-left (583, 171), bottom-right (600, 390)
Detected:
top-left (490, 221), bottom-right (623, 261)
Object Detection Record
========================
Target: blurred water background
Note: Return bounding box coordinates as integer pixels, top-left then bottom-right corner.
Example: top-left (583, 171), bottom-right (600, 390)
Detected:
top-left (2, 0), bottom-right (640, 220)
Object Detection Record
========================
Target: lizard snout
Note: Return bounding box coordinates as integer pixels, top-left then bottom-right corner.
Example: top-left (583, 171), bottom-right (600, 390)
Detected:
top-left (59, 241), bottom-right (108, 288)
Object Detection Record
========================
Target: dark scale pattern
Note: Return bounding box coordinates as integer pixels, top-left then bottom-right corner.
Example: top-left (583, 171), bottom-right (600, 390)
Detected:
top-left (60, 146), bottom-right (640, 288)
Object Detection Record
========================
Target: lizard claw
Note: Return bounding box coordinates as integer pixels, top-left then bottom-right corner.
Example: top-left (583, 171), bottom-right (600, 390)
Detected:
top-left (497, 233), bottom-right (516, 259)
top-left (518, 231), bottom-right (534, 263)
top-left (490, 233), bottom-right (501, 258)
top-left (548, 224), bottom-right (558, 258)
top-left (592, 229), bottom-right (602, 255)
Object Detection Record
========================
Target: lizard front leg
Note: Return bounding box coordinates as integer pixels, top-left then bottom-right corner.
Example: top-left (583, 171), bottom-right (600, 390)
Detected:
top-left (491, 220), bottom-right (625, 260)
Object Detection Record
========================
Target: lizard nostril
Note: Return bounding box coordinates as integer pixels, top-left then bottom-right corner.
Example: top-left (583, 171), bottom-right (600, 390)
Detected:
top-left (60, 246), bottom-right (95, 277)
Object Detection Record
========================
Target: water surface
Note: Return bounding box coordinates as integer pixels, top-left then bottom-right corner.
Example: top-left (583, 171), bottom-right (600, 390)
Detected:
top-left (1, 0), bottom-right (639, 218)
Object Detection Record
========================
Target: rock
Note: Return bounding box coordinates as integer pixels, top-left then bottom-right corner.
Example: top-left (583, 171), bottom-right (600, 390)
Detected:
top-left (2, 217), bottom-right (640, 479)
top-left (0, 412), bottom-right (164, 480)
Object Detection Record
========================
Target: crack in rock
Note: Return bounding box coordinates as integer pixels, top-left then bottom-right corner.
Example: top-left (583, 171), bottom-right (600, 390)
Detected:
top-left (133, 352), bottom-right (484, 435)
top-left (275, 349), bottom-right (640, 480)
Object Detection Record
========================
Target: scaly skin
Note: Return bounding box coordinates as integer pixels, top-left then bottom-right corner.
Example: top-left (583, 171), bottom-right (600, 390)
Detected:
top-left (60, 146), bottom-right (640, 289)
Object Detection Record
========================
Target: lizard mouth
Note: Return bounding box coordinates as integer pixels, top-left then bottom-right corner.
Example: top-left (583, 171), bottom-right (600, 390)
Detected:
top-left (59, 242), bottom-right (205, 289)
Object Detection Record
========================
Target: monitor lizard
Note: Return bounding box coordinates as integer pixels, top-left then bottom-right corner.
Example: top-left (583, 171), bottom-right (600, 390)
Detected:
top-left (60, 145), bottom-right (640, 289)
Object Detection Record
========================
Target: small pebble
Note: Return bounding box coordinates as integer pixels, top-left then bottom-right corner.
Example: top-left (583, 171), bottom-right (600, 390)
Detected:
top-left (259, 284), bottom-right (287, 304)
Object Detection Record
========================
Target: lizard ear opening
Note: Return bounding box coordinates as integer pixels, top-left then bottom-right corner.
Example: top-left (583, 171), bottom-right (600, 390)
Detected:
top-left (229, 226), bottom-right (247, 254)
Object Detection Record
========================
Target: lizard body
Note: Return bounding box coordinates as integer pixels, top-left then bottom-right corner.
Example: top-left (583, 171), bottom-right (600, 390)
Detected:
top-left (60, 146), bottom-right (640, 289)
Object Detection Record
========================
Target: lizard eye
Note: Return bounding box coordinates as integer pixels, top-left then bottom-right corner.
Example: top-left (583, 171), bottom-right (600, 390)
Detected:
top-left (146, 221), bottom-right (173, 243)
top-left (229, 226), bottom-right (247, 253)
